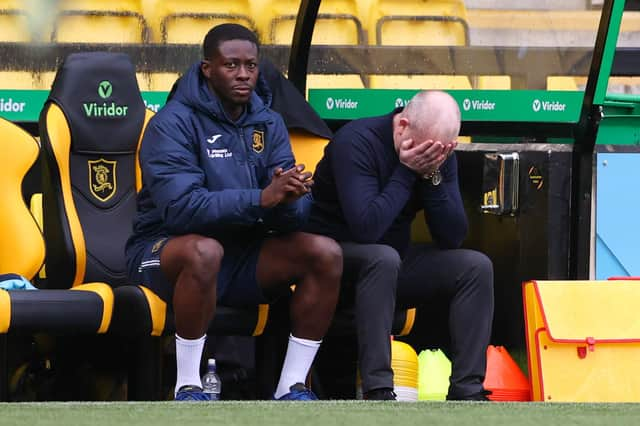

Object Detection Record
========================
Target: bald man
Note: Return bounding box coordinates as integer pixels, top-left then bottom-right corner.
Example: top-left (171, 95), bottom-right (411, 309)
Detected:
top-left (306, 91), bottom-right (494, 401)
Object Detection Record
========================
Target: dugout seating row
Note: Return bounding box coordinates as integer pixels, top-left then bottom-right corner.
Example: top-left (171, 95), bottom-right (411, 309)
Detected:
top-left (5, 1), bottom-right (640, 47)
top-left (1, 0), bottom-right (469, 45)
top-left (0, 51), bottom-right (416, 401)
top-left (6, 1), bottom-right (640, 93)
top-left (0, 0), bottom-right (469, 92)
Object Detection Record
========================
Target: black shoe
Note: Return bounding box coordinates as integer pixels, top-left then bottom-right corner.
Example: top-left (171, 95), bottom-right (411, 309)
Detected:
top-left (363, 388), bottom-right (397, 401)
top-left (447, 389), bottom-right (492, 401)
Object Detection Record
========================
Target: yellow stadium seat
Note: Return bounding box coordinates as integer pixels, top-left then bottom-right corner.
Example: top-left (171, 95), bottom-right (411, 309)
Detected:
top-left (156, 0), bottom-right (255, 44)
top-left (368, 0), bottom-right (469, 46)
top-left (0, 71), bottom-right (46, 90)
top-left (256, 0), bottom-right (367, 91)
top-left (51, 0), bottom-right (149, 43)
top-left (305, 74), bottom-right (365, 96)
top-left (280, 71), bottom-right (365, 97)
top-left (367, 0), bottom-right (472, 91)
top-left (547, 76), bottom-right (582, 91)
top-left (39, 71), bottom-right (58, 91)
top-left (475, 76), bottom-right (511, 90)
top-left (369, 75), bottom-right (471, 90)
top-left (289, 129), bottom-right (329, 175)
top-left (135, 72), bottom-right (153, 92)
top-left (0, 116), bottom-right (119, 401)
top-left (256, 0), bottom-right (366, 45)
top-left (0, 0), bottom-right (30, 42)
top-left (147, 72), bottom-right (181, 92)
top-left (551, 77), bottom-right (640, 95)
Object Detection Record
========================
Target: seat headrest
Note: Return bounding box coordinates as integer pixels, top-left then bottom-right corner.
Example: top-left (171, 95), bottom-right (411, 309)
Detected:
top-left (47, 51), bottom-right (146, 154)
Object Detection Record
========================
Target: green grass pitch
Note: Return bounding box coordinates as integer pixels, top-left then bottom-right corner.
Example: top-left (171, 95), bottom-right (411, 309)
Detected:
top-left (1, 401), bottom-right (640, 426)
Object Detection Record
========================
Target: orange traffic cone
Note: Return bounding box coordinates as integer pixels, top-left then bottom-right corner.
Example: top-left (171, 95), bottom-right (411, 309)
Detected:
top-left (483, 345), bottom-right (531, 401)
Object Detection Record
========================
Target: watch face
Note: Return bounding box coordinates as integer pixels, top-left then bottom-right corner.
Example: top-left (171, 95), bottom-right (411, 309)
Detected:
top-left (431, 170), bottom-right (442, 186)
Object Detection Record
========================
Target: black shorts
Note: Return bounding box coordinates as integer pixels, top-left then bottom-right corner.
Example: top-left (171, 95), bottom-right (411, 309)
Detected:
top-left (128, 235), bottom-right (268, 307)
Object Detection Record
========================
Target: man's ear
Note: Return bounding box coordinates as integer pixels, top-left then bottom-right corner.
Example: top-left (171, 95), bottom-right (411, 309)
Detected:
top-left (397, 116), bottom-right (410, 135)
top-left (200, 61), bottom-right (211, 79)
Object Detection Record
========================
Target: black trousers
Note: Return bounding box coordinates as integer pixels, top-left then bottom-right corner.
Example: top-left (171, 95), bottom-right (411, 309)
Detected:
top-left (340, 242), bottom-right (494, 398)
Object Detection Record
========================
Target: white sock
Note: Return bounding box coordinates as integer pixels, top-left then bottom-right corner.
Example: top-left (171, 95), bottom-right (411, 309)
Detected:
top-left (274, 334), bottom-right (321, 398)
top-left (174, 334), bottom-right (206, 395)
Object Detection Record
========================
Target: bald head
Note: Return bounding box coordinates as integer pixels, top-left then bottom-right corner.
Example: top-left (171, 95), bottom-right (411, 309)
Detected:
top-left (399, 91), bottom-right (461, 144)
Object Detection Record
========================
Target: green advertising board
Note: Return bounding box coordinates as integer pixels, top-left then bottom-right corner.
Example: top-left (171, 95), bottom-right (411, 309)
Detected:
top-left (0, 90), bottom-right (49, 122)
top-left (307, 89), bottom-right (584, 122)
top-left (0, 90), bottom-right (169, 122)
top-left (0, 88), bottom-right (584, 123)
top-left (8, 88), bottom-right (639, 144)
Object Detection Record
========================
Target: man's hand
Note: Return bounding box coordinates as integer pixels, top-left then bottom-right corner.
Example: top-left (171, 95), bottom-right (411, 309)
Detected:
top-left (399, 139), bottom-right (457, 176)
top-left (280, 164), bottom-right (314, 204)
top-left (260, 164), bottom-right (313, 208)
top-left (399, 139), bottom-right (444, 174)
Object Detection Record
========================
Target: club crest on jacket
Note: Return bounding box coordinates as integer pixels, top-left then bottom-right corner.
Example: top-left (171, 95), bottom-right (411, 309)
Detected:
top-left (252, 130), bottom-right (264, 153)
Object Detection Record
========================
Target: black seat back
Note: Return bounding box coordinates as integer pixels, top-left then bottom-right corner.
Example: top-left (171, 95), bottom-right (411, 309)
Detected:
top-left (39, 51), bottom-right (153, 288)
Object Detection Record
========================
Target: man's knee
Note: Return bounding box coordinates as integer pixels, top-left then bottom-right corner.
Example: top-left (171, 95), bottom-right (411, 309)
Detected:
top-left (460, 250), bottom-right (494, 293)
top-left (176, 236), bottom-right (224, 279)
top-left (365, 244), bottom-right (401, 275)
top-left (300, 234), bottom-right (343, 278)
top-left (471, 251), bottom-right (493, 278)
top-left (193, 237), bottom-right (224, 266)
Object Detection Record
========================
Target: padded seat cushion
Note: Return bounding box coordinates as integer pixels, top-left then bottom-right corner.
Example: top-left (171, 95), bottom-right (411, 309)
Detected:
top-left (0, 283), bottom-right (113, 334)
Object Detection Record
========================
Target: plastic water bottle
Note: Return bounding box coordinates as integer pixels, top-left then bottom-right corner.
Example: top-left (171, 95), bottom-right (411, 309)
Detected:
top-left (202, 358), bottom-right (221, 401)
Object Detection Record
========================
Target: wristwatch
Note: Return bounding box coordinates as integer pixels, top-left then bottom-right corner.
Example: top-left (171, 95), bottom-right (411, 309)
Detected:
top-left (422, 169), bottom-right (442, 186)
